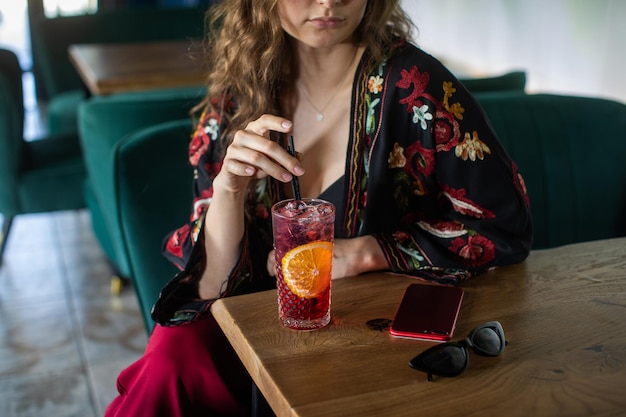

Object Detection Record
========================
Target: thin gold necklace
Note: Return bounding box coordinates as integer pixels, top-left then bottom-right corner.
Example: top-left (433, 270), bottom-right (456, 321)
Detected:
top-left (299, 49), bottom-right (358, 122)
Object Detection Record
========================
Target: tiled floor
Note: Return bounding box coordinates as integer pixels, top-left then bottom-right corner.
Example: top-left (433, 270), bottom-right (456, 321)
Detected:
top-left (0, 211), bottom-right (148, 417)
top-left (1, 7), bottom-right (148, 416)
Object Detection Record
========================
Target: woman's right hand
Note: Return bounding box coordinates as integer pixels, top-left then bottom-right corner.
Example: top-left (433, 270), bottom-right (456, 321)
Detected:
top-left (213, 114), bottom-right (305, 195)
top-left (198, 115), bottom-right (303, 299)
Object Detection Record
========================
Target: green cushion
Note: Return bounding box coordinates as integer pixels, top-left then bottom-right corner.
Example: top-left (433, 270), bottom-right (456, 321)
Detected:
top-left (114, 119), bottom-right (194, 331)
top-left (476, 92), bottom-right (626, 248)
top-left (47, 89), bottom-right (86, 135)
top-left (22, 131), bottom-right (83, 169)
top-left (460, 71), bottom-right (526, 93)
top-left (78, 86), bottom-right (202, 278)
top-left (83, 182), bottom-right (117, 269)
top-left (0, 84), bottom-right (22, 215)
top-left (0, 49), bottom-right (25, 216)
top-left (1, 48), bottom-right (85, 218)
top-left (17, 133), bottom-right (86, 213)
top-left (18, 162), bottom-right (85, 214)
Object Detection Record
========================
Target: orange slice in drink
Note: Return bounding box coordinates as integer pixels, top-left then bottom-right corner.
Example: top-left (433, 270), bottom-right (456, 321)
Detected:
top-left (281, 241), bottom-right (333, 299)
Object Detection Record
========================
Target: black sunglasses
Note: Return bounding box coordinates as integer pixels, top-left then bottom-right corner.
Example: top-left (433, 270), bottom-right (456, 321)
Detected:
top-left (409, 321), bottom-right (506, 381)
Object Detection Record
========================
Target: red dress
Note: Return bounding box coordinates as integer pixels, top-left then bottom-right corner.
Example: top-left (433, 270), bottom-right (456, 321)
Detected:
top-left (105, 317), bottom-right (251, 417)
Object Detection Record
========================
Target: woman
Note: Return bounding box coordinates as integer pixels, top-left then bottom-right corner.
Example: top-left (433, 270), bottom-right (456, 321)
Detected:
top-left (106, 1), bottom-right (532, 416)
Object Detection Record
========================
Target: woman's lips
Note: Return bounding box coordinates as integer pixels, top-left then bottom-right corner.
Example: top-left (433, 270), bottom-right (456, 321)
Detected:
top-left (309, 17), bottom-right (345, 29)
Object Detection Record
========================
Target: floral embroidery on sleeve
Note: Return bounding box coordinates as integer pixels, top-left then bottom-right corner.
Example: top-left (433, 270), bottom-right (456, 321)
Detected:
top-left (404, 141), bottom-right (436, 178)
top-left (384, 62), bottom-right (503, 271)
top-left (412, 104), bottom-right (433, 129)
top-left (189, 110), bottom-right (213, 166)
top-left (440, 185), bottom-right (496, 219)
top-left (164, 224), bottom-right (190, 265)
top-left (449, 235), bottom-right (496, 267)
top-left (397, 66), bottom-right (430, 107)
top-left (434, 109), bottom-right (461, 152)
top-left (366, 64), bottom-right (386, 135)
top-left (388, 143), bottom-right (406, 168)
top-left (417, 220), bottom-right (467, 238)
top-left (455, 131), bottom-right (491, 161)
top-left (192, 188), bottom-right (214, 222)
top-left (512, 161), bottom-right (531, 207)
top-left (442, 81), bottom-right (465, 120)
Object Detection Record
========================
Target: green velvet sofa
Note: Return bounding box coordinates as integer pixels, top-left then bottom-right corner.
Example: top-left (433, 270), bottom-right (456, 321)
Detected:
top-left (30, 6), bottom-right (207, 134)
top-left (475, 92), bottom-right (626, 248)
top-left (113, 119), bottom-right (194, 331)
top-left (0, 48), bottom-right (86, 263)
top-left (460, 71), bottom-right (526, 94)
top-left (109, 91), bottom-right (626, 331)
top-left (77, 85), bottom-right (203, 290)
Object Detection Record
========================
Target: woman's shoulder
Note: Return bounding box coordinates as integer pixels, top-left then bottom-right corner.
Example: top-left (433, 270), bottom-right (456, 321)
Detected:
top-left (388, 39), bottom-right (431, 60)
top-left (383, 39), bottom-right (455, 79)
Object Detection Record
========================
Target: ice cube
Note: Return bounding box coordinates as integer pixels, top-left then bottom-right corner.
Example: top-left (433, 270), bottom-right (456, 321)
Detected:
top-left (284, 200), bottom-right (308, 216)
top-left (316, 204), bottom-right (333, 215)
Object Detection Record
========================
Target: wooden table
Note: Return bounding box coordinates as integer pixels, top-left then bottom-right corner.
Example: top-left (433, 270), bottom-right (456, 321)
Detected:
top-left (211, 237), bottom-right (626, 417)
top-left (68, 40), bottom-right (206, 95)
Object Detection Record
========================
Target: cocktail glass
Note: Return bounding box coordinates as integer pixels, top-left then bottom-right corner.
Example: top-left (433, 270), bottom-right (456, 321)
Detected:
top-left (271, 198), bottom-right (335, 330)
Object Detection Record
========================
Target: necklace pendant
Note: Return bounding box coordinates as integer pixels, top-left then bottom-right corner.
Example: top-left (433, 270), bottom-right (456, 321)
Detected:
top-left (316, 112), bottom-right (324, 121)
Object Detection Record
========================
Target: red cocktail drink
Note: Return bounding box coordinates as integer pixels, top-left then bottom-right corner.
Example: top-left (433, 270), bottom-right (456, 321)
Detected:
top-left (271, 199), bottom-right (335, 330)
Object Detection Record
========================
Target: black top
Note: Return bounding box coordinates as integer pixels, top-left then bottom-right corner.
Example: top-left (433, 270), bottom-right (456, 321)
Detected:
top-left (318, 175), bottom-right (346, 238)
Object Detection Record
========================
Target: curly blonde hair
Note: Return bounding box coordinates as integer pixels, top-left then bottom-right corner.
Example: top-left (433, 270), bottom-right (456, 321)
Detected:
top-left (195, 0), bottom-right (415, 144)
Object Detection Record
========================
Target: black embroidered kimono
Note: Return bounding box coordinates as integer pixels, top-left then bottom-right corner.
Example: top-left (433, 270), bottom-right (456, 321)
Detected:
top-left (153, 41), bottom-right (532, 325)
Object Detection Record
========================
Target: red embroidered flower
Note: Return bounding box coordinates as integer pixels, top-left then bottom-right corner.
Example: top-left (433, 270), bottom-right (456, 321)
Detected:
top-left (360, 191), bottom-right (368, 207)
top-left (511, 161), bottom-right (530, 206)
top-left (190, 110), bottom-right (222, 166)
top-left (210, 93), bottom-right (236, 114)
top-left (393, 230), bottom-right (411, 244)
top-left (434, 109), bottom-right (461, 152)
top-left (189, 134), bottom-right (209, 167)
top-left (404, 141), bottom-right (435, 178)
top-left (397, 66), bottom-right (430, 110)
top-left (192, 188), bottom-right (213, 221)
top-left (418, 220), bottom-right (467, 238)
top-left (189, 115), bottom-right (212, 166)
top-left (449, 235), bottom-right (495, 267)
top-left (441, 185), bottom-right (496, 219)
top-left (255, 203), bottom-right (269, 220)
top-left (203, 160), bottom-right (224, 176)
top-left (165, 224), bottom-right (190, 259)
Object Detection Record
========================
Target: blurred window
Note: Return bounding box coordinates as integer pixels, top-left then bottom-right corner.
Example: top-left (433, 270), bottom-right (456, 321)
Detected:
top-left (43, 0), bottom-right (97, 17)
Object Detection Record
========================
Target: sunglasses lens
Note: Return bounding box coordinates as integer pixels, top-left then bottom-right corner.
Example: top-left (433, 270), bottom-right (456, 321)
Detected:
top-left (409, 322), bottom-right (506, 380)
top-left (409, 344), bottom-right (468, 378)
top-left (469, 322), bottom-right (505, 356)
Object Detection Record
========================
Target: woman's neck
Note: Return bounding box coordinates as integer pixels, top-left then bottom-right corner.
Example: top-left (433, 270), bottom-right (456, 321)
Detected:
top-left (289, 43), bottom-right (364, 124)
top-left (294, 43), bottom-right (363, 96)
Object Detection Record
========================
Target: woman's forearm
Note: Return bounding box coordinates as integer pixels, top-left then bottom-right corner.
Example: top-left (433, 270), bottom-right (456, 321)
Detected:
top-left (332, 236), bottom-right (389, 279)
top-left (197, 183), bottom-right (247, 300)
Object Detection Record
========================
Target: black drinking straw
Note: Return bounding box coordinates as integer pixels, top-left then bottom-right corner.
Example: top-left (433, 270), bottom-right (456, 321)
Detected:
top-left (287, 135), bottom-right (302, 201)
